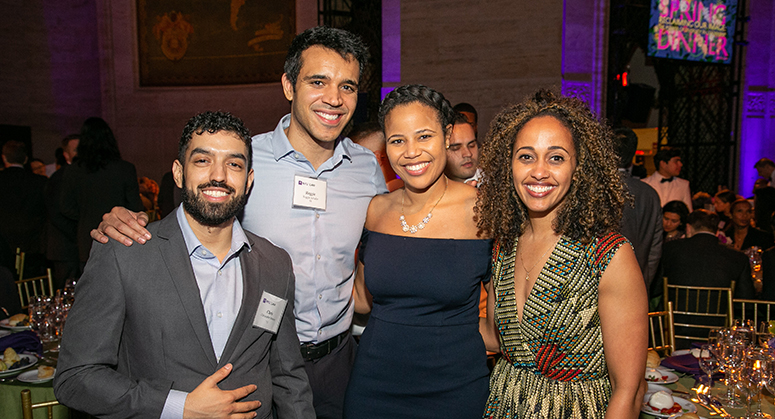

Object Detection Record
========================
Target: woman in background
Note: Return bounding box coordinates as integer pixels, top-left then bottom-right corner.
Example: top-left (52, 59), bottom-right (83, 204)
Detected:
top-left (477, 90), bottom-right (647, 418)
top-left (662, 200), bottom-right (690, 242)
top-left (61, 117), bottom-right (144, 268)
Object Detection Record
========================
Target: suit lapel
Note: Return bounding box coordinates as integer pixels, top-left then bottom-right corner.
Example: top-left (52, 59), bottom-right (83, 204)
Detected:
top-left (158, 213), bottom-right (219, 368)
top-left (218, 237), bottom-right (260, 368)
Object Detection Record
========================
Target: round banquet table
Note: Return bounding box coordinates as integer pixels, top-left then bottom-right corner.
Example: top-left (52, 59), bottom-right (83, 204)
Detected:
top-left (641, 373), bottom-right (775, 418)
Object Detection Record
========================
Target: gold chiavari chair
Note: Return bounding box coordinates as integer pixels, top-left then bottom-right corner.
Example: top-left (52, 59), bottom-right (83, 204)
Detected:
top-left (20, 389), bottom-right (60, 419)
top-left (733, 298), bottom-right (775, 328)
top-left (663, 277), bottom-right (734, 347)
top-left (15, 269), bottom-right (54, 309)
top-left (648, 301), bottom-right (676, 356)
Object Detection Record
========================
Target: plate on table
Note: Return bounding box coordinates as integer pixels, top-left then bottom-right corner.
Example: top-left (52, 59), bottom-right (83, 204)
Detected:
top-left (641, 394), bottom-right (697, 418)
top-left (668, 414), bottom-right (707, 419)
top-left (0, 354), bottom-right (38, 377)
top-left (646, 367), bottom-right (679, 384)
top-left (17, 367), bottom-right (55, 384)
top-left (0, 318), bottom-right (31, 331)
top-left (0, 329), bottom-right (11, 338)
top-left (671, 349), bottom-right (691, 357)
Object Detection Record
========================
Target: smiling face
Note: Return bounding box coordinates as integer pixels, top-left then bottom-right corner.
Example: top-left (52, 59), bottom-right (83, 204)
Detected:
top-left (384, 102), bottom-right (450, 192)
top-left (511, 115), bottom-right (577, 219)
top-left (662, 212), bottom-right (682, 233)
top-left (445, 122), bottom-right (480, 182)
top-left (282, 45), bottom-right (359, 149)
top-left (173, 130), bottom-right (254, 227)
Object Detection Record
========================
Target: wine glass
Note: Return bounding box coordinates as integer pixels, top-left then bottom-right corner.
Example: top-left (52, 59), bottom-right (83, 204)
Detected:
top-left (739, 347), bottom-right (770, 419)
top-left (720, 336), bottom-right (746, 407)
top-left (699, 343), bottom-right (720, 388)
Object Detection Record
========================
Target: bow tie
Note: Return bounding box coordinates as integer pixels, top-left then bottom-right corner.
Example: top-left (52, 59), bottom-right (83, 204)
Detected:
top-left (661, 177), bottom-right (674, 183)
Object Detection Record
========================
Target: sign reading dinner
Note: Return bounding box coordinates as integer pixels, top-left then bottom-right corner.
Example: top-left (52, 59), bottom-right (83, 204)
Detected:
top-left (648, 0), bottom-right (737, 64)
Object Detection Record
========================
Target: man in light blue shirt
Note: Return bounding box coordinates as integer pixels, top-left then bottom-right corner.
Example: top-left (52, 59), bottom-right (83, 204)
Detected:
top-left (91, 28), bottom-right (385, 418)
top-left (56, 112), bottom-right (314, 419)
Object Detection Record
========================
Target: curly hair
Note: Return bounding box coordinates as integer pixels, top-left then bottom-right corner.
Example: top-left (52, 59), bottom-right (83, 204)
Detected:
top-left (476, 89), bottom-right (628, 248)
top-left (378, 84), bottom-right (456, 136)
top-left (178, 111), bottom-right (253, 171)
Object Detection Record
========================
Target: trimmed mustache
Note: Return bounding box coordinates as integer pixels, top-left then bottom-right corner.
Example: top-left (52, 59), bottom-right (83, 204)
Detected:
top-left (197, 180), bottom-right (235, 194)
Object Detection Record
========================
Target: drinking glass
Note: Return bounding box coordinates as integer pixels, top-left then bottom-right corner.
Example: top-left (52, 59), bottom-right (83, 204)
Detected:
top-left (739, 347), bottom-right (770, 419)
top-left (720, 337), bottom-right (746, 407)
top-left (699, 343), bottom-right (720, 388)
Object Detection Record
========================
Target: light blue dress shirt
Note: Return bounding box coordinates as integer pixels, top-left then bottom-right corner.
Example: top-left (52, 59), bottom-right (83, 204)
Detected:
top-left (241, 114), bottom-right (387, 344)
top-left (160, 205), bottom-right (251, 419)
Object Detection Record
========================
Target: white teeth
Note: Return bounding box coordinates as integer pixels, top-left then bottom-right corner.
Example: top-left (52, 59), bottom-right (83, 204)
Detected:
top-left (406, 162), bottom-right (429, 172)
top-left (526, 185), bottom-right (554, 193)
top-left (203, 190), bottom-right (227, 197)
top-left (316, 111), bottom-right (339, 121)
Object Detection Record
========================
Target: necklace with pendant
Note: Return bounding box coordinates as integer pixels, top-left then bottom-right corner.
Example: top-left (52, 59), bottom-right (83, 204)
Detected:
top-left (519, 237), bottom-right (559, 281)
top-left (400, 178), bottom-right (447, 234)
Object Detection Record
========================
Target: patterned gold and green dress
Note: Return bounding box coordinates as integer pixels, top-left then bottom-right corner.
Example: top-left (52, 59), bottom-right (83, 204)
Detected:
top-left (484, 232), bottom-right (629, 419)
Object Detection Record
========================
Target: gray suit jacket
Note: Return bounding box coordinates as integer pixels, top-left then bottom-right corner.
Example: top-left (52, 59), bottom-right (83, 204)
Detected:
top-left (620, 172), bottom-right (663, 291)
top-left (54, 211), bottom-right (314, 419)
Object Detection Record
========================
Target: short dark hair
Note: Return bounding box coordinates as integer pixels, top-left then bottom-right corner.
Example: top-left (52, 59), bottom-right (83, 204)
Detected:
top-left (688, 209), bottom-right (719, 232)
top-left (452, 102), bottom-right (478, 122)
top-left (663, 200), bottom-right (690, 229)
top-left (283, 26), bottom-right (370, 89)
top-left (613, 126), bottom-right (638, 169)
top-left (714, 189), bottom-right (738, 204)
top-left (378, 84), bottom-right (456, 137)
top-left (653, 147), bottom-right (681, 166)
top-left (77, 117), bottom-right (122, 173)
top-left (178, 111), bottom-right (253, 171)
top-left (453, 112), bottom-right (471, 126)
top-left (347, 121), bottom-right (382, 143)
top-left (2, 140), bottom-right (27, 164)
top-left (754, 158), bottom-right (775, 169)
top-left (729, 198), bottom-right (752, 213)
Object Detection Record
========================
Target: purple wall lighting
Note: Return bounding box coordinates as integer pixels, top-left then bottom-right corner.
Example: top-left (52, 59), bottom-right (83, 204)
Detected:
top-left (382, 0), bottom-right (400, 100)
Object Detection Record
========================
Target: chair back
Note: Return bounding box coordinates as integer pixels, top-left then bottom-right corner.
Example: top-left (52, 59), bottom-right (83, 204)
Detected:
top-left (15, 247), bottom-right (25, 280)
top-left (648, 301), bottom-right (676, 356)
top-left (733, 299), bottom-right (775, 327)
top-left (15, 269), bottom-right (54, 309)
top-left (20, 389), bottom-right (60, 419)
top-left (663, 277), bottom-right (734, 347)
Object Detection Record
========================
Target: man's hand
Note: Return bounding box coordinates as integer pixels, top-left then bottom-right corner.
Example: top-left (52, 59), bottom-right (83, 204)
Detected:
top-left (184, 364), bottom-right (261, 419)
top-left (90, 206), bottom-right (152, 246)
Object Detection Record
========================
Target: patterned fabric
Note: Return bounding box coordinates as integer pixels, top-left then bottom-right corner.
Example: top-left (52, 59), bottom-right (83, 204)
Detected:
top-left (484, 232), bottom-right (629, 419)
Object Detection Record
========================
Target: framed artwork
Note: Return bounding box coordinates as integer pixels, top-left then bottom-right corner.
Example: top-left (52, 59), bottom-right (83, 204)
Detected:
top-left (137, 0), bottom-right (295, 86)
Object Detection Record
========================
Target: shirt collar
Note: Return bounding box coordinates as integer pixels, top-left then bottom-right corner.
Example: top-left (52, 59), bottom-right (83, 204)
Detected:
top-left (176, 205), bottom-right (251, 257)
top-left (269, 114), bottom-right (352, 166)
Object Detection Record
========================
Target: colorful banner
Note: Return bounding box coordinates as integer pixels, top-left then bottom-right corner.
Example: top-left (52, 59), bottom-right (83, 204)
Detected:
top-left (648, 0), bottom-right (737, 64)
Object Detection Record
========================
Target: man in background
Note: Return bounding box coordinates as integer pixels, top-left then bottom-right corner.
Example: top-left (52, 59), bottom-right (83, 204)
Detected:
top-left (642, 147), bottom-right (693, 210)
top-left (453, 102), bottom-right (478, 138)
top-left (755, 158), bottom-right (775, 186)
top-left (614, 127), bottom-right (662, 293)
top-left (445, 113), bottom-right (481, 186)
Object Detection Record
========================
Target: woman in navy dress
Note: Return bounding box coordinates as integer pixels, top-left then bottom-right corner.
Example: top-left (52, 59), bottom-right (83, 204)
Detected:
top-left (344, 85), bottom-right (490, 418)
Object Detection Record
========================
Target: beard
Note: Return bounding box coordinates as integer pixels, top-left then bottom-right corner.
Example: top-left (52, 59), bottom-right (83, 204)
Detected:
top-left (181, 177), bottom-right (248, 227)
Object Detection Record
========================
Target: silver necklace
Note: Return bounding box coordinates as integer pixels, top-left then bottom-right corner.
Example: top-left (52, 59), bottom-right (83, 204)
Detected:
top-left (518, 238), bottom-right (558, 281)
top-left (400, 178), bottom-right (447, 234)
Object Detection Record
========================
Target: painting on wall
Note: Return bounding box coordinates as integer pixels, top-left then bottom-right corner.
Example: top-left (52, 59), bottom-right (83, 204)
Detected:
top-left (137, 0), bottom-right (295, 86)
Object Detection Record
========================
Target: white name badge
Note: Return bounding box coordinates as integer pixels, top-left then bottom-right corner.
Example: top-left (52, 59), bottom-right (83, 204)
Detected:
top-left (292, 175), bottom-right (327, 211)
top-left (253, 291), bottom-right (288, 334)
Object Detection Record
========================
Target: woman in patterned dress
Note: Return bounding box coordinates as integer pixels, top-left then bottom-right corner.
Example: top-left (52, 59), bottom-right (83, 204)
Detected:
top-left (476, 90), bottom-right (648, 418)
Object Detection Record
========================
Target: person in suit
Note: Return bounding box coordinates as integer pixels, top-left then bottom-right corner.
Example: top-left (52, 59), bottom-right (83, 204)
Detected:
top-left (44, 134), bottom-right (81, 290)
top-left (54, 112), bottom-right (314, 419)
top-left (59, 117), bottom-right (145, 268)
top-left (661, 209), bottom-right (755, 347)
top-left (614, 126), bottom-right (663, 292)
top-left (0, 140), bottom-right (48, 276)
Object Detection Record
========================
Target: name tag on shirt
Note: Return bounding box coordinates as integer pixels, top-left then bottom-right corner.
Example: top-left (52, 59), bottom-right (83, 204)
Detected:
top-left (292, 175), bottom-right (327, 211)
top-left (253, 291), bottom-right (288, 334)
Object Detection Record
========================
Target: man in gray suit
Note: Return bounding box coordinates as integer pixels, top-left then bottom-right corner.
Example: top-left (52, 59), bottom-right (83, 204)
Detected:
top-left (54, 112), bottom-right (314, 419)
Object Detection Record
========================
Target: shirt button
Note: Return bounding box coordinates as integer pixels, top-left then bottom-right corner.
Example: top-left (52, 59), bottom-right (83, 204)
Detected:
top-left (218, 270), bottom-right (222, 276)
top-left (315, 213), bottom-right (320, 219)
top-left (216, 312), bottom-right (223, 318)
top-left (319, 330), bottom-right (323, 335)
top-left (294, 153), bottom-right (300, 159)
top-left (316, 254), bottom-right (321, 260)
top-left (318, 294), bottom-right (322, 299)
top-left (201, 250), bottom-right (207, 256)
